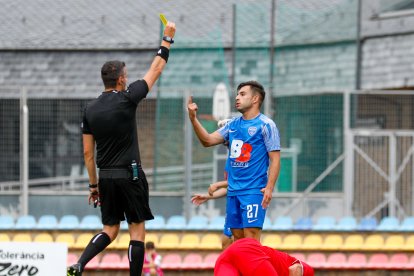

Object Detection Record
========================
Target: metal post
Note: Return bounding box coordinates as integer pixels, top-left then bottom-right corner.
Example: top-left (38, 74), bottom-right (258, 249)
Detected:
top-left (389, 134), bottom-right (397, 217)
top-left (266, 0), bottom-right (277, 118)
top-left (183, 91), bottom-right (193, 220)
top-left (20, 88), bottom-right (29, 216)
top-left (231, 4), bottom-right (237, 91)
top-left (343, 91), bottom-right (354, 216)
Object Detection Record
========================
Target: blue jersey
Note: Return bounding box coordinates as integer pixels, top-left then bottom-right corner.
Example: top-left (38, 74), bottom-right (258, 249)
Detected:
top-left (218, 113), bottom-right (280, 196)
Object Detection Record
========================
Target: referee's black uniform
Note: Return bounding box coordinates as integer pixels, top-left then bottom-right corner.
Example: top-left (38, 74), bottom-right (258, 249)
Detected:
top-left (81, 79), bottom-right (154, 225)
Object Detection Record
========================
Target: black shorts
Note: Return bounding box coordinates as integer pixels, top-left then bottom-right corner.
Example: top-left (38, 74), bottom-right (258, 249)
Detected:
top-left (98, 168), bottom-right (154, 225)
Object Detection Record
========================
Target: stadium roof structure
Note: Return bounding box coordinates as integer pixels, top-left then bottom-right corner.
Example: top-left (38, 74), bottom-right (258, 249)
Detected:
top-left (0, 0), bottom-right (357, 50)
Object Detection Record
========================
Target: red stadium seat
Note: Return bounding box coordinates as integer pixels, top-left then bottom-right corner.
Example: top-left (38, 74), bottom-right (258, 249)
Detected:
top-left (406, 255), bottom-right (414, 269)
top-left (367, 253), bottom-right (388, 269)
top-left (289, 252), bottom-right (306, 262)
top-left (161, 253), bottom-right (182, 270)
top-left (181, 253), bottom-right (204, 270)
top-left (99, 253), bottom-right (122, 269)
top-left (119, 254), bottom-right (130, 270)
top-left (306, 253), bottom-right (326, 268)
top-left (201, 253), bottom-right (220, 269)
top-left (387, 253), bottom-right (409, 269)
top-left (345, 253), bottom-right (367, 269)
top-left (84, 256), bottom-right (100, 270)
top-left (67, 253), bottom-right (78, 267)
top-left (324, 253), bottom-right (347, 269)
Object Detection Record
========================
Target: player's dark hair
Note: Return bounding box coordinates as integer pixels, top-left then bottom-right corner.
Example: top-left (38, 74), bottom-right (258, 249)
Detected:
top-left (237, 80), bottom-right (266, 107)
top-left (101, 60), bottom-right (125, 88)
top-left (145, 241), bottom-right (155, 250)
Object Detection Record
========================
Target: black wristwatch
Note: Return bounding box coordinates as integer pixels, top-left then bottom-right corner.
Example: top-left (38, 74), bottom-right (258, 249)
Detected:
top-left (162, 36), bottom-right (174, 44)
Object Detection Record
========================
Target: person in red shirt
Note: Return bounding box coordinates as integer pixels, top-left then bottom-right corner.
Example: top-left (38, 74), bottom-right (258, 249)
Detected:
top-left (215, 238), bottom-right (314, 276)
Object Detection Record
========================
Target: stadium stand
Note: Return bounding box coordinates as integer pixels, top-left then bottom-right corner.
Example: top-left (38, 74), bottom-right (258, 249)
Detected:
top-left (58, 215), bottom-right (80, 230)
top-left (199, 233), bottom-right (222, 250)
top-left (293, 217), bottom-right (312, 230)
top-left (181, 253), bottom-right (204, 270)
top-left (145, 233), bottom-right (160, 247)
top-left (73, 233), bottom-right (94, 250)
top-left (324, 252), bottom-right (347, 269)
top-left (67, 253), bottom-right (78, 266)
top-left (399, 216), bottom-right (414, 231)
top-left (383, 234), bottom-right (405, 251)
top-left (84, 256), bottom-right (100, 270)
top-left (12, 233), bottom-right (32, 242)
top-left (33, 232), bottom-right (54, 242)
top-left (358, 217), bottom-right (377, 231)
top-left (36, 214), bottom-right (58, 230)
top-left (363, 234), bottom-right (385, 251)
top-left (99, 253), bottom-right (122, 269)
top-left (161, 253), bottom-right (182, 270)
top-left (0, 233), bottom-right (10, 242)
top-left (281, 233), bottom-right (303, 250)
top-left (366, 253), bottom-right (389, 269)
top-left (0, 215), bottom-right (14, 230)
top-left (306, 253), bottom-right (327, 268)
top-left (403, 235), bottom-right (414, 250)
top-left (342, 234), bottom-right (364, 251)
top-left (376, 216), bottom-right (400, 231)
top-left (119, 254), bottom-right (130, 270)
top-left (271, 215), bottom-right (293, 230)
top-left (201, 253), bottom-right (220, 269)
top-left (55, 233), bottom-right (76, 248)
top-left (263, 216), bottom-right (272, 230)
top-left (344, 253), bottom-right (367, 269)
top-left (261, 233), bottom-right (282, 249)
top-left (388, 253), bottom-right (410, 269)
top-left (158, 233), bottom-right (180, 249)
top-left (207, 215), bottom-right (225, 230)
top-left (312, 216), bottom-right (336, 231)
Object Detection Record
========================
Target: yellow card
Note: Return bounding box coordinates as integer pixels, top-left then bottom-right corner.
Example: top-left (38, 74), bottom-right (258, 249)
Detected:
top-left (159, 14), bottom-right (168, 26)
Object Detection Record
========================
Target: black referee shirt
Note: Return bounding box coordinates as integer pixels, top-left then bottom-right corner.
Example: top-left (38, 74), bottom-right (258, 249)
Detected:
top-left (81, 80), bottom-right (149, 168)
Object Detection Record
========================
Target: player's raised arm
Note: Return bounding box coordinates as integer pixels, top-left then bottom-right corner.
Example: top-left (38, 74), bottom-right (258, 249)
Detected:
top-left (187, 96), bottom-right (224, 147)
top-left (143, 21), bottom-right (176, 91)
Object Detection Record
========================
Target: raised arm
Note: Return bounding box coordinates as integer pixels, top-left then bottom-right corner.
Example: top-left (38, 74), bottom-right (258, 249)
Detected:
top-left (187, 96), bottom-right (225, 147)
top-left (143, 21), bottom-right (176, 91)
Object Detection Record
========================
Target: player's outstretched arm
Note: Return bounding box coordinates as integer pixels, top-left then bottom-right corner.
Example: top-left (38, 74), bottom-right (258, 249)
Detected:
top-left (191, 187), bottom-right (228, 206)
top-left (208, 180), bottom-right (228, 196)
top-left (187, 96), bottom-right (224, 147)
top-left (143, 21), bottom-right (176, 91)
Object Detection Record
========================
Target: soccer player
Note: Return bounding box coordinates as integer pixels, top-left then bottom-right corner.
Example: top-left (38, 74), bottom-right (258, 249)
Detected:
top-left (67, 21), bottom-right (176, 276)
top-left (187, 81), bottom-right (281, 241)
top-left (215, 238), bottom-right (314, 276)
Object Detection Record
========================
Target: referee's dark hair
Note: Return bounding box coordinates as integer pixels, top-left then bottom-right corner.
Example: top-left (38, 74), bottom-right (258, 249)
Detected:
top-left (237, 80), bottom-right (266, 107)
top-left (101, 60), bottom-right (126, 89)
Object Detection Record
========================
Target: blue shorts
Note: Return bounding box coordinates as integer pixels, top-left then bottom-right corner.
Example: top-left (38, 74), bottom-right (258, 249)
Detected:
top-left (226, 194), bottom-right (266, 229)
top-left (223, 216), bottom-right (232, 238)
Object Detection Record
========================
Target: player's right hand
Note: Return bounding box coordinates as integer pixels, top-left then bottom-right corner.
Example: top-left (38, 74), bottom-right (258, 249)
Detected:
top-left (164, 21), bottom-right (176, 39)
top-left (191, 194), bottom-right (209, 206)
top-left (187, 96), bottom-right (198, 120)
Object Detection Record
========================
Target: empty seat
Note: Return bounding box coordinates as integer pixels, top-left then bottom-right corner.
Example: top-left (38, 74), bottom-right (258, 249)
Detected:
top-left (289, 252), bottom-right (306, 262)
top-left (321, 234), bottom-right (343, 250)
top-left (99, 253), bottom-right (122, 269)
top-left (161, 253), bottom-right (182, 270)
top-left (146, 215), bottom-right (166, 230)
top-left (345, 253), bottom-right (367, 269)
top-left (58, 215), bottom-right (80, 230)
top-left (293, 217), bottom-right (312, 230)
top-left (67, 253), bottom-right (78, 266)
top-left (55, 233), bottom-right (76, 248)
top-left (202, 253), bottom-right (220, 269)
top-left (262, 216), bottom-right (272, 231)
top-left (179, 233), bottom-right (200, 250)
top-left (261, 234), bottom-right (282, 249)
top-left (0, 215), bottom-right (14, 230)
top-left (366, 253), bottom-right (388, 269)
top-left (363, 234), bottom-right (384, 251)
top-left (312, 216), bottom-right (336, 231)
top-left (358, 217), bottom-right (377, 231)
top-left (36, 215), bottom-right (58, 230)
top-left (145, 233), bottom-right (159, 246)
top-left (115, 233), bottom-right (131, 249)
top-left (0, 233), bottom-right (10, 242)
top-left (79, 215), bottom-right (101, 230)
top-left (33, 233), bottom-right (53, 243)
top-left (343, 234), bottom-right (364, 251)
top-left (73, 233), bottom-right (94, 250)
top-left (403, 235), bottom-right (414, 250)
top-left (119, 254), bottom-right (130, 270)
top-left (388, 253), bottom-right (409, 269)
top-left (158, 233), bottom-right (180, 249)
top-left (324, 253), bottom-right (347, 269)
top-left (376, 216), bottom-right (399, 231)
top-left (301, 234), bottom-right (323, 250)
top-left (281, 234), bottom-right (303, 250)
top-left (199, 233), bottom-right (222, 250)
top-left (12, 233), bottom-right (32, 242)
top-left (306, 253), bottom-right (326, 268)
top-left (15, 215), bottom-right (36, 230)
top-left (208, 216), bottom-right (225, 230)
top-left (399, 216), bottom-right (414, 231)
top-left (186, 215), bottom-right (208, 230)
top-left (383, 234), bottom-right (405, 250)
top-left (165, 215), bottom-right (186, 230)
top-left (271, 216), bottom-right (293, 230)
top-left (84, 256), bottom-right (100, 270)
top-left (335, 216), bottom-right (357, 231)
top-left (181, 253), bottom-right (203, 269)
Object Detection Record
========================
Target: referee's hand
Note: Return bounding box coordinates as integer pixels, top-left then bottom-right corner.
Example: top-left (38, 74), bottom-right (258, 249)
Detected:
top-left (164, 21), bottom-right (176, 40)
top-left (187, 96), bottom-right (198, 120)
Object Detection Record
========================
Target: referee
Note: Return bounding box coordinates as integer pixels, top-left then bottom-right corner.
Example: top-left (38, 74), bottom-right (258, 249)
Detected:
top-left (67, 22), bottom-right (176, 276)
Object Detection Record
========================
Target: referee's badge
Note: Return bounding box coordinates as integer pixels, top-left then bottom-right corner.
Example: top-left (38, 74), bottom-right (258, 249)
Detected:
top-left (248, 126), bottom-right (257, 136)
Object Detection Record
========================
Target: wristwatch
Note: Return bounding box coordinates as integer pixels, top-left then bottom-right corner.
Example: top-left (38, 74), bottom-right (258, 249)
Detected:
top-left (162, 36), bottom-right (174, 44)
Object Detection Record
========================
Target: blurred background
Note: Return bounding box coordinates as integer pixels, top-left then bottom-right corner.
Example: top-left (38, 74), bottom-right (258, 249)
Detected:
top-left (1, 0), bottom-right (414, 274)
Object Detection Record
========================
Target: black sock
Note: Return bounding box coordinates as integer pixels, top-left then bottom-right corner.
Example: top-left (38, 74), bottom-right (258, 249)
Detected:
top-left (78, 232), bottom-right (111, 271)
top-left (128, 240), bottom-right (145, 276)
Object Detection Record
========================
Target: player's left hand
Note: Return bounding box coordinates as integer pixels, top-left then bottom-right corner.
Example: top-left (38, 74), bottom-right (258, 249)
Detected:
top-left (260, 186), bottom-right (273, 209)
